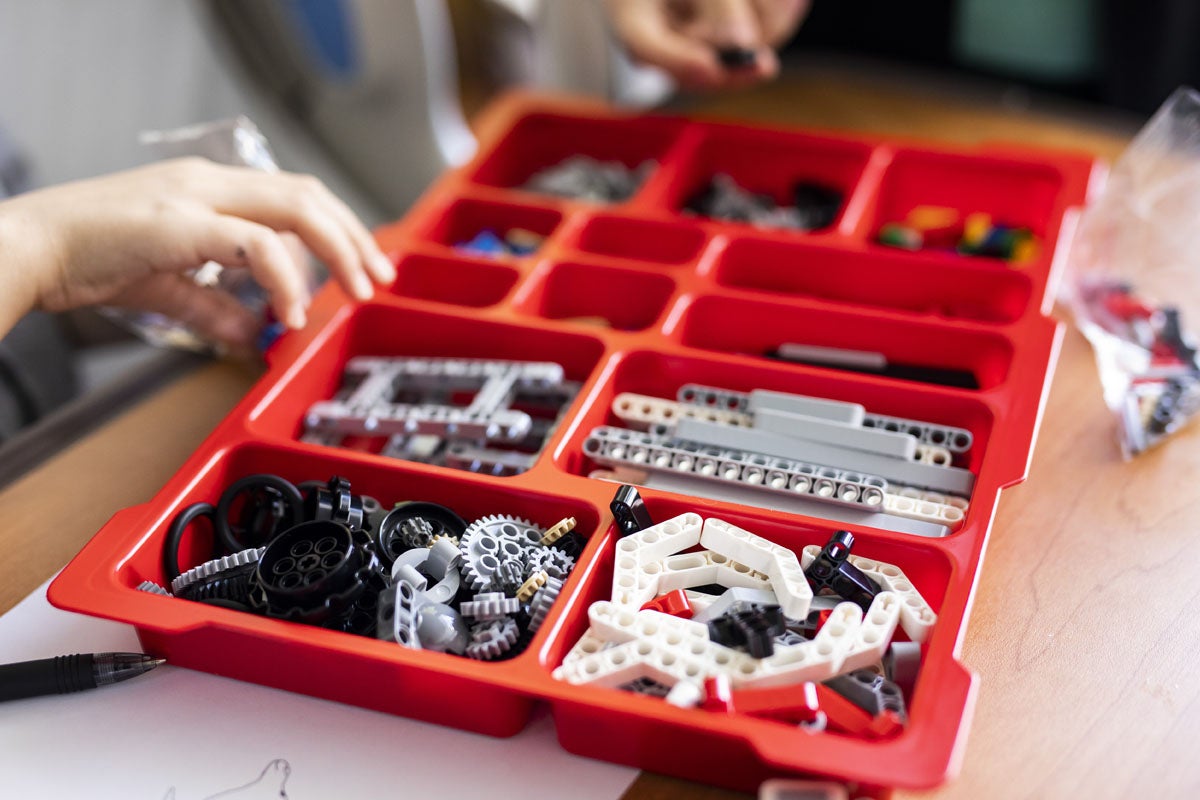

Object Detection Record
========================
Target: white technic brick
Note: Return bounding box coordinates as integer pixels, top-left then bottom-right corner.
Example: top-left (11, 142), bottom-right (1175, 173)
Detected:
top-left (800, 545), bottom-right (937, 643)
top-left (883, 491), bottom-right (966, 531)
top-left (560, 628), bottom-right (611, 666)
top-left (656, 550), bottom-right (720, 593)
top-left (837, 592), bottom-right (902, 673)
top-left (699, 518), bottom-right (813, 620)
top-left (664, 680), bottom-right (705, 709)
top-left (612, 392), bottom-right (752, 430)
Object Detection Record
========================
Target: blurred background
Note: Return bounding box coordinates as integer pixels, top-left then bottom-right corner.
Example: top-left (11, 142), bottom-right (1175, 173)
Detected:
top-left (0, 0), bottom-right (1185, 476)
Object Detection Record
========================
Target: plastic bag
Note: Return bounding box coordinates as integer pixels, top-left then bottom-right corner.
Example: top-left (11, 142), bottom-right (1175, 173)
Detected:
top-left (1064, 87), bottom-right (1200, 457)
top-left (99, 117), bottom-right (286, 353)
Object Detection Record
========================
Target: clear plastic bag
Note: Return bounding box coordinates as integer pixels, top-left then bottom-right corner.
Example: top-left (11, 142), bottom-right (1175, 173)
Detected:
top-left (1064, 87), bottom-right (1200, 457)
top-left (99, 117), bottom-right (285, 354)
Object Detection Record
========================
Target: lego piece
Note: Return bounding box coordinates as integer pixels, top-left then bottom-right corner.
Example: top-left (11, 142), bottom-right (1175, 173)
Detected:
top-left (801, 543), bottom-right (937, 642)
top-left (802, 530), bottom-right (881, 612)
top-left (825, 668), bottom-right (907, 722)
top-left (613, 392), bottom-right (752, 430)
top-left (698, 518), bottom-right (813, 619)
top-left (690, 586), bottom-right (779, 624)
top-left (390, 543), bottom-right (461, 605)
top-left (812, 682), bottom-right (874, 736)
top-left (717, 679), bottom-right (822, 724)
top-left (664, 680), bottom-right (705, 709)
top-left (539, 516), bottom-right (577, 546)
top-left (610, 483), bottom-right (654, 537)
top-left (758, 779), bottom-right (849, 800)
top-left (377, 579), bottom-right (424, 648)
top-left (619, 676), bottom-right (674, 697)
top-left (458, 514), bottom-right (545, 592)
top-left (460, 591), bottom-right (521, 620)
top-left (522, 155), bottom-right (655, 203)
top-left (883, 641), bottom-right (922, 694)
top-left (675, 417), bottom-right (975, 496)
top-left (302, 475), bottom-right (366, 531)
top-left (136, 580), bottom-right (172, 597)
top-left (517, 570), bottom-right (549, 603)
top-left (752, 407), bottom-right (919, 460)
top-left (877, 222), bottom-right (923, 250)
top-left (585, 426), bottom-right (890, 510)
top-left (527, 576), bottom-right (565, 632)
top-left (792, 182), bottom-right (844, 230)
top-left (773, 343), bottom-right (888, 372)
top-left (442, 444), bottom-right (537, 477)
top-left (678, 383), bottom-right (750, 412)
top-left (915, 443), bottom-right (954, 465)
top-left (882, 489), bottom-right (967, 530)
top-left (640, 589), bottom-right (695, 619)
top-left (617, 468), bottom-right (952, 538)
top-left (716, 46), bottom-right (756, 69)
top-left (746, 389), bottom-right (865, 426)
top-left (465, 617), bottom-right (520, 660)
top-left (861, 412), bottom-right (973, 454)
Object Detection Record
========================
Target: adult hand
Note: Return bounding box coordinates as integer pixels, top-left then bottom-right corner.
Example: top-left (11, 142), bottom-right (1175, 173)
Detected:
top-left (0, 157), bottom-right (395, 349)
top-left (604, 0), bottom-right (811, 90)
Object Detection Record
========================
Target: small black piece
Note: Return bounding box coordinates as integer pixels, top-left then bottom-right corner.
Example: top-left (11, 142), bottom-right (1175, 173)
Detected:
top-left (163, 501), bottom-right (219, 582)
top-left (706, 604), bottom-right (787, 658)
top-left (549, 530), bottom-right (586, 560)
top-left (716, 46), bottom-right (757, 69)
top-left (610, 484), bottom-right (653, 537)
top-left (215, 474), bottom-right (304, 554)
top-left (803, 530), bottom-right (882, 612)
top-left (1159, 307), bottom-right (1200, 370)
top-left (374, 502), bottom-right (468, 566)
top-left (792, 182), bottom-right (843, 230)
top-left (303, 475), bottom-right (365, 530)
top-left (1148, 377), bottom-right (1190, 435)
top-left (249, 520), bottom-right (380, 628)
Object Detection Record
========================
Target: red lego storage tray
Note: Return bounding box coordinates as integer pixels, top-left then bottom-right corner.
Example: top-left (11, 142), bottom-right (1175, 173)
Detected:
top-left (49, 92), bottom-right (1101, 793)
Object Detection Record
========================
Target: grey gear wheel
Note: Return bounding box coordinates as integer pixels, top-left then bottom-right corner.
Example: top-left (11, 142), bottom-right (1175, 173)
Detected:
top-left (458, 514), bottom-right (544, 593)
top-left (136, 580), bottom-right (172, 597)
top-left (528, 575), bottom-right (564, 633)
top-left (171, 547), bottom-right (265, 595)
top-left (525, 547), bottom-right (575, 581)
top-left (400, 517), bottom-right (434, 549)
top-left (460, 591), bottom-right (521, 620)
top-left (465, 617), bottom-right (520, 660)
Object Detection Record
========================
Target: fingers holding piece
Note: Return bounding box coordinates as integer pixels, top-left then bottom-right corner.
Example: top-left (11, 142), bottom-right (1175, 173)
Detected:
top-left (606, 0), bottom-right (726, 89)
top-left (184, 213), bottom-right (311, 330)
top-left (108, 274), bottom-right (260, 358)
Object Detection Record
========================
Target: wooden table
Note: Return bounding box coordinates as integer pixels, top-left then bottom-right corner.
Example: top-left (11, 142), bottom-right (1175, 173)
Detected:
top-left (3, 68), bottom-right (1197, 800)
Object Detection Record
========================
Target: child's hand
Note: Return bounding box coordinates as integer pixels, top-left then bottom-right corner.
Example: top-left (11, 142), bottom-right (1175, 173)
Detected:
top-left (604, 0), bottom-right (810, 90)
top-left (0, 157), bottom-right (395, 349)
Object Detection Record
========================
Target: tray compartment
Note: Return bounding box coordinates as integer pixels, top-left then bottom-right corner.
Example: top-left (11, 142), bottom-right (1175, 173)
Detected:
top-left (417, 195), bottom-right (562, 254)
top-left (572, 214), bottom-right (708, 265)
top-left (247, 303), bottom-right (607, 447)
top-left (391, 252), bottom-right (520, 308)
top-left (543, 491), bottom-right (962, 790)
top-left (517, 260), bottom-right (678, 332)
top-left (57, 439), bottom-right (606, 736)
top-left (556, 348), bottom-right (993, 537)
top-left (676, 294), bottom-right (1015, 392)
top-left (469, 112), bottom-right (684, 196)
top-left (664, 124), bottom-right (873, 234)
top-left (714, 237), bottom-right (1033, 324)
top-left (869, 148), bottom-right (1065, 257)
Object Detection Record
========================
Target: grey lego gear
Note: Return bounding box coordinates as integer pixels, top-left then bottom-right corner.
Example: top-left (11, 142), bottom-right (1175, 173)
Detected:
top-left (525, 546), bottom-right (575, 581)
top-left (464, 617), bottom-right (520, 660)
top-left (495, 558), bottom-right (525, 596)
top-left (400, 517), bottom-right (434, 549)
top-left (170, 547), bottom-right (265, 595)
top-left (527, 576), bottom-right (564, 633)
top-left (460, 592), bottom-right (521, 620)
top-left (136, 580), bottom-right (172, 597)
top-left (458, 514), bottom-right (545, 593)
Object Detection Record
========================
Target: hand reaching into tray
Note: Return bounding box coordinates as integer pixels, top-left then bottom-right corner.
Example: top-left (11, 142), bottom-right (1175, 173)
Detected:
top-left (0, 157), bottom-right (395, 349)
top-left (604, 0), bottom-right (810, 89)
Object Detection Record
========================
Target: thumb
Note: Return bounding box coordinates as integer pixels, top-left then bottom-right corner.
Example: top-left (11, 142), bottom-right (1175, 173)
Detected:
top-left (107, 273), bottom-right (262, 358)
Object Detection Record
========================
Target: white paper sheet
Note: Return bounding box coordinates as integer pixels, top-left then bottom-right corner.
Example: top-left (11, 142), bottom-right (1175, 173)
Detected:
top-left (0, 581), bottom-right (638, 799)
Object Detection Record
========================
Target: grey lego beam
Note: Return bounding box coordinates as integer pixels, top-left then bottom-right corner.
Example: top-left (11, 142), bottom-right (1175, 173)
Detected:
top-left (753, 408), bottom-right (918, 460)
top-left (748, 389), bottom-right (866, 426)
top-left (775, 342), bottom-right (888, 371)
top-left (675, 417), bottom-right (974, 496)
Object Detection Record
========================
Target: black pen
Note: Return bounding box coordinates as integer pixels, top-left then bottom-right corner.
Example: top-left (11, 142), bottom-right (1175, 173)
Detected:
top-left (0, 652), bottom-right (164, 702)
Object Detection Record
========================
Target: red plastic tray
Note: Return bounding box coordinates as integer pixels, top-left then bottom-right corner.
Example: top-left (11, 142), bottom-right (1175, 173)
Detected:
top-left (49, 92), bottom-right (1101, 793)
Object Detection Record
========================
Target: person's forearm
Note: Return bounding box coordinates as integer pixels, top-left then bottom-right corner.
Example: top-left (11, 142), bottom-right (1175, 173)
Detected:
top-left (0, 200), bottom-right (55, 338)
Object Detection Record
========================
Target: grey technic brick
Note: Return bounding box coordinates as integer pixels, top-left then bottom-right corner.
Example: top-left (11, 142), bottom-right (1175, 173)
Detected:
top-left (675, 417), bottom-right (975, 496)
top-left (753, 407), bottom-right (918, 460)
top-left (747, 389), bottom-right (866, 426)
top-left (677, 383), bottom-right (750, 412)
top-left (776, 342), bottom-right (888, 371)
top-left (633, 470), bottom-right (951, 538)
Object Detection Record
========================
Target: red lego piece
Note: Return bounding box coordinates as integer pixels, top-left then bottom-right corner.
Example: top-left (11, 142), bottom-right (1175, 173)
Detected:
top-left (865, 708), bottom-right (905, 739)
top-left (640, 589), bottom-right (694, 619)
top-left (701, 675), bottom-right (734, 712)
top-left (814, 684), bottom-right (874, 736)
top-left (1103, 289), bottom-right (1154, 321)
